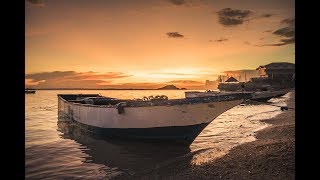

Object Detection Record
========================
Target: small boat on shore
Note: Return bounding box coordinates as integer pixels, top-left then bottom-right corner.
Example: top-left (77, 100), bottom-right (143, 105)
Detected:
top-left (58, 93), bottom-right (251, 145)
top-left (250, 89), bottom-right (289, 101)
top-left (185, 89), bottom-right (289, 102)
top-left (25, 89), bottom-right (36, 94)
top-left (185, 90), bottom-right (235, 98)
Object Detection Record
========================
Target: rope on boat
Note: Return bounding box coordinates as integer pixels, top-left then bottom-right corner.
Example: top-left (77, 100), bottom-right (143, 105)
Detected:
top-left (116, 95), bottom-right (168, 114)
top-left (141, 95), bottom-right (169, 101)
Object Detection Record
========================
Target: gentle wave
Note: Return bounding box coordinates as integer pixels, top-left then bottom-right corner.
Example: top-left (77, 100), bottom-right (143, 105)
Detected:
top-left (26, 90), bottom-right (290, 179)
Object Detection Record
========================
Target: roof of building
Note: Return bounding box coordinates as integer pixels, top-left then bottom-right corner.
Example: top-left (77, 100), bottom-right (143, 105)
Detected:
top-left (225, 76), bottom-right (238, 82)
top-left (264, 62), bottom-right (295, 70)
top-left (256, 65), bottom-right (266, 70)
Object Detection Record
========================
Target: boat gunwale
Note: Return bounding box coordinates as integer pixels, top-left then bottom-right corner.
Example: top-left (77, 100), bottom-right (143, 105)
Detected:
top-left (58, 93), bottom-right (251, 108)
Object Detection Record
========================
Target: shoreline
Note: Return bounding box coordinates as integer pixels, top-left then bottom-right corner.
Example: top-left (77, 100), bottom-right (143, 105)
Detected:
top-left (129, 90), bottom-right (295, 179)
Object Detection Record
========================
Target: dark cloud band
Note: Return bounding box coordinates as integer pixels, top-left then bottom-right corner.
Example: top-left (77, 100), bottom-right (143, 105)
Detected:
top-left (169, 0), bottom-right (186, 5)
top-left (26, 0), bottom-right (44, 5)
top-left (26, 71), bottom-right (130, 82)
top-left (273, 27), bottom-right (294, 38)
top-left (215, 38), bottom-right (228, 42)
top-left (166, 32), bottom-right (185, 38)
top-left (281, 18), bottom-right (295, 26)
top-left (217, 8), bottom-right (251, 26)
top-left (260, 17), bottom-right (295, 47)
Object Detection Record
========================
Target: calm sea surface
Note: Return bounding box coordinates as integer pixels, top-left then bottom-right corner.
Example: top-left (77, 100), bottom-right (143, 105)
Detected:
top-left (25, 90), bottom-right (290, 179)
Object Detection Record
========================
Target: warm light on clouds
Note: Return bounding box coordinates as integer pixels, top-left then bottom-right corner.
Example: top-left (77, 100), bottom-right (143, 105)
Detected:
top-left (25, 71), bottom-right (131, 88)
top-left (25, 78), bottom-right (45, 86)
top-left (26, 0), bottom-right (294, 89)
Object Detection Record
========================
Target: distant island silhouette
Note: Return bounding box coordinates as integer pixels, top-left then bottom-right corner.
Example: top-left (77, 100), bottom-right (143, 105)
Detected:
top-left (157, 85), bottom-right (187, 90)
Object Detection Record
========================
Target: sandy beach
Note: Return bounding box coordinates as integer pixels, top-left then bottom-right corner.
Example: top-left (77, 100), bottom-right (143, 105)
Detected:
top-left (127, 91), bottom-right (295, 180)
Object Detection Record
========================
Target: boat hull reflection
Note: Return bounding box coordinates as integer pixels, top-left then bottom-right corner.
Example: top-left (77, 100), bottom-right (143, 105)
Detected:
top-left (57, 118), bottom-right (193, 178)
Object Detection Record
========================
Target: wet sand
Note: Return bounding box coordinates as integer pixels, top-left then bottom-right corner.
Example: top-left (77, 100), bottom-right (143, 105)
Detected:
top-left (128, 91), bottom-right (295, 180)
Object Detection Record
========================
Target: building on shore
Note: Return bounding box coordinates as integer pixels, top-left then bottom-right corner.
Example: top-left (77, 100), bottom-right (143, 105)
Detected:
top-left (218, 62), bottom-right (295, 91)
top-left (225, 77), bottom-right (238, 83)
top-left (255, 62), bottom-right (295, 88)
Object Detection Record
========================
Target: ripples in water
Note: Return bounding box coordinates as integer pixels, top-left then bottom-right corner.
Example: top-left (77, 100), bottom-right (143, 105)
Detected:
top-left (25, 90), bottom-right (291, 179)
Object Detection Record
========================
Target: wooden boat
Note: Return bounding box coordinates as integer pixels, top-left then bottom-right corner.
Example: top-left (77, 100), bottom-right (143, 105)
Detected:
top-left (25, 90), bottom-right (36, 94)
top-left (58, 93), bottom-right (251, 145)
top-left (185, 90), bottom-right (235, 98)
top-left (250, 89), bottom-right (289, 101)
top-left (185, 89), bottom-right (289, 102)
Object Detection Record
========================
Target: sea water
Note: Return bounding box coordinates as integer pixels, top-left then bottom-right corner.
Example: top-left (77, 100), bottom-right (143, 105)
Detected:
top-left (25, 90), bottom-right (290, 179)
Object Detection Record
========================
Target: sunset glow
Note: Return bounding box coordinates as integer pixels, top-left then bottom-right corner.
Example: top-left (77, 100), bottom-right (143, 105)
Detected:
top-left (26, 0), bottom-right (295, 89)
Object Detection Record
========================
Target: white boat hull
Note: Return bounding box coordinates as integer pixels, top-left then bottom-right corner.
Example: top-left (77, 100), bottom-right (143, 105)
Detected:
top-left (58, 94), bottom-right (247, 145)
top-left (59, 98), bottom-right (241, 128)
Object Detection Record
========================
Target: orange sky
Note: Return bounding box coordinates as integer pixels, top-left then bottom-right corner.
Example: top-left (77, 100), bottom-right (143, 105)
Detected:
top-left (25, 0), bottom-right (295, 89)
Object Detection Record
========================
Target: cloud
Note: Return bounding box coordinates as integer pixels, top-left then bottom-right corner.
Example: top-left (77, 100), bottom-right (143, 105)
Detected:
top-left (258, 37), bottom-right (295, 47)
top-left (281, 18), bottom-right (295, 26)
top-left (273, 18), bottom-right (294, 41)
top-left (169, 0), bottom-right (186, 5)
top-left (26, 71), bottom-right (130, 81)
top-left (25, 71), bottom-right (131, 88)
top-left (168, 80), bottom-right (203, 84)
top-left (67, 72), bottom-right (130, 80)
top-left (153, 72), bottom-right (196, 76)
top-left (217, 9), bottom-right (273, 27)
top-left (166, 32), bottom-right (185, 38)
top-left (273, 27), bottom-right (294, 38)
top-left (25, 78), bottom-right (45, 86)
top-left (261, 13), bottom-right (273, 18)
top-left (26, 71), bottom-right (76, 81)
top-left (167, 0), bottom-right (208, 7)
top-left (215, 38), bottom-right (228, 42)
top-left (217, 8), bottom-right (251, 26)
top-left (25, 71), bottom-right (206, 90)
top-left (167, 80), bottom-right (204, 89)
top-left (150, 68), bottom-right (218, 78)
top-left (276, 19), bottom-right (295, 44)
top-left (259, 17), bottom-right (295, 47)
top-left (280, 37), bottom-right (295, 44)
top-left (26, 0), bottom-right (44, 6)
